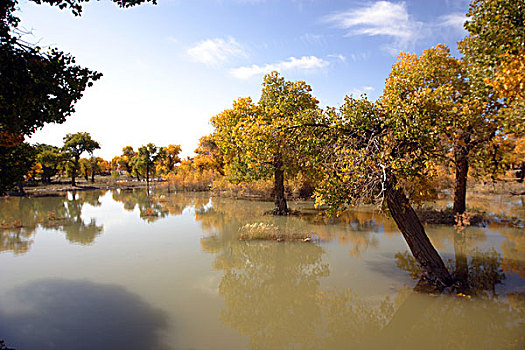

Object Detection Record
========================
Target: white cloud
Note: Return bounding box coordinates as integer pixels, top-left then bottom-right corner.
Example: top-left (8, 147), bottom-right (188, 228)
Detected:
top-left (230, 56), bottom-right (329, 79)
top-left (187, 37), bottom-right (246, 66)
top-left (438, 13), bottom-right (466, 31)
top-left (324, 1), bottom-right (423, 53)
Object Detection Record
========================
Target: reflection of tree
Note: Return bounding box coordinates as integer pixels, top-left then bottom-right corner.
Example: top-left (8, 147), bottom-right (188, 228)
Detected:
top-left (197, 198), bottom-right (392, 257)
top-left (498, 226), bottom-right (525, 278)
top-left (202, 238), bottom-right (330, 349)
top-left (395, 231), bottom-right (506, 298)
top-left (201, 198), bottom-right (524, 349)
top-left (375, 283), bottom-right (525, 350)
top-left (0, 230), bottom-right (33, 255)
top-left (301, 210), bottom-right (388, 257)
top-left (0, 191), bottom-right (105, 253)
top-left (111, 188), bottom-right (210, 223)
top-left (60, 191), bottom-right (104, 244)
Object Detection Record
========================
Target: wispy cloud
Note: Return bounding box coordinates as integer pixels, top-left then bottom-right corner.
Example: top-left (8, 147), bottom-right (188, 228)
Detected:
top-left (348, 52), bottom-right (369, 62)
top-left (187, 37), bottom-right (246, 66)
top-left (230, 56), bottom-right (329, 80)
top-left (327, 54), bottom-right (346, 62)
top-left (438, 13), bottom-right (466, 31)
top-left (324, 1), bottom-right (423, 53)
top-left (300, 33), bottom-right (325, 46)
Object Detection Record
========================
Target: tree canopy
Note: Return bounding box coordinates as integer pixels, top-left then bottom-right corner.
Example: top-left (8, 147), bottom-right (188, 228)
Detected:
top-left (212, 71), bottom-right (320, 214)
top-left (62, 132), bottom-right (100, 186)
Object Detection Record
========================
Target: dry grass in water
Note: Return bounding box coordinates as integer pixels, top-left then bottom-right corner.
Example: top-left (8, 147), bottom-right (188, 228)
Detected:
top-left (239, 222), bottom-right (311, 242)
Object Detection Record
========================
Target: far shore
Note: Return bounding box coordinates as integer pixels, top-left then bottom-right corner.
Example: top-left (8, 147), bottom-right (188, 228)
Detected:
top-left (6, 176), bottom-right (524, 228)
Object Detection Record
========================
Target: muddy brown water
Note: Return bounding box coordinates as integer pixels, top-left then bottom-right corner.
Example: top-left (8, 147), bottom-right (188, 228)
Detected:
top-left (0, 189), bottom-right (523, 349)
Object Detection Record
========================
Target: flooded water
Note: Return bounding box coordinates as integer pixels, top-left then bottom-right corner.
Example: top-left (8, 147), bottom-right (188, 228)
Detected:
top-left (0, 189), bottom-right (523, 349)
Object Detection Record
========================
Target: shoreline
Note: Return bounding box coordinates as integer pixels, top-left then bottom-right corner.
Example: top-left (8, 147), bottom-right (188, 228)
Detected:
top-left (6, 177), bottom-right (524, 228)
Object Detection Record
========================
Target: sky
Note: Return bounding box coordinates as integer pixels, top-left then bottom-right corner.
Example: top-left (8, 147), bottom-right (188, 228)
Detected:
top-left (19, 0), bottom-right (471, 160)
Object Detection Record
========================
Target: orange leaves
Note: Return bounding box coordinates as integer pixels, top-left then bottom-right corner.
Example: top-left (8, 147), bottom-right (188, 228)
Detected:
top-left (0, 131), bottom-right (24, 147)
top-left (487, 48), bottom-right (525, 102)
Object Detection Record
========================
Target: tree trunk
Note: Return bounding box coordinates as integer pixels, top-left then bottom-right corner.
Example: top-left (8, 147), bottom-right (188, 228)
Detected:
top-left (146, 163), bottom-right (150, 186)
top-left (453, 144), bottom-right (469, 216)
top-left (17, 182), bottom-right (25, 195)
top-left (91, 172), bottom-right (95, 183)
top-left (518, 162), bottom-right (525, 183)
top-left (273, 153), bottom-right (288, 215)
top-left (71, 168), bottom-right (77, 186)
top-left (386, 181), bottom-right (453, 287)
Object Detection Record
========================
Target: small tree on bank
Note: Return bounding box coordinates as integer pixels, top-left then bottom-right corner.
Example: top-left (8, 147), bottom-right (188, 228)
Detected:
top-left (137, 143), bottom-right (160, 187)
top-left (62, 132), bottom-right (100, 186)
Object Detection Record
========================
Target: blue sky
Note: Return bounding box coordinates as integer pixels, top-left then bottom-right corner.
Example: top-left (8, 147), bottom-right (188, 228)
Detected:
top-left (20, 0), bottom-right (470, 159)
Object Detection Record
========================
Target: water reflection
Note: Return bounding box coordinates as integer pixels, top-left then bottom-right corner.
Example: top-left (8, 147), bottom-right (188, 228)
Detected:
top-left (395, 232), bottom-right (506, 298)
top-left (375, 283), bottom-right (525, 350)
top-left (195, 197), bottom-right (392, 258)
top-left (499, 226), bottom-right (525, 278)
top-left (199, 197), bottom-right (524, 349)
top-left (0, 191), bottom-right (523, 348)
top-left (0, 191), bottom-right (105, 254)
top-left (111, 189), bottom-right (210, 222)
top-left (0, 279), bottom-right (169, 350)
top-left (203, 238), bottom-right (524, 349)
top-left (203, 240), bottom-right (329, 349)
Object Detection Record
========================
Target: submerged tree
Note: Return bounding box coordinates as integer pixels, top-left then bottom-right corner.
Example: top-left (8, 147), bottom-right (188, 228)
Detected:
top-left (212, 72), bottom-right (320, 215)
top-left (314, 96), bottom-right (453, 287)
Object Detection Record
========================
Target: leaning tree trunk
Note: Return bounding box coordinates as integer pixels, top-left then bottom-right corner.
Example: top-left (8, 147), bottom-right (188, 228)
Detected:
top-left (273, 153), bottom-right (288, 215)
top-left (453, 143), bottom-right (469, 216)
top-left (386, 181), bottom-right (453, 287)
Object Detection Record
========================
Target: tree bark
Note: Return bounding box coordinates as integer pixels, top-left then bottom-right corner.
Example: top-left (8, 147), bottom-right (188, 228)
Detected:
top-left (273, 153), bottom-right (288, 215)
top-left (91, 172), bottom-right (95, 183)
top-left (386, 181), bottom-right (453, 287)
top-left (453, 143), bottom-right (469, 216)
